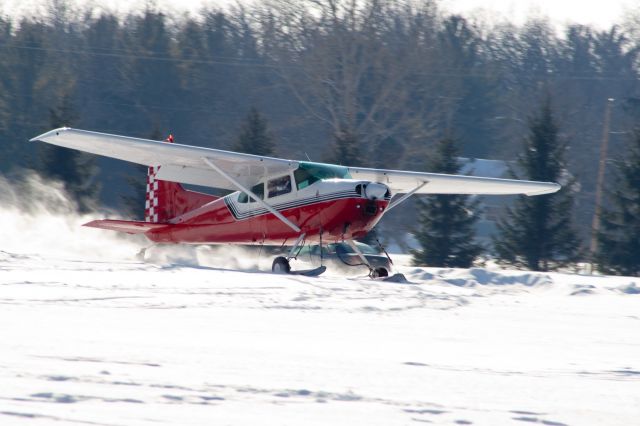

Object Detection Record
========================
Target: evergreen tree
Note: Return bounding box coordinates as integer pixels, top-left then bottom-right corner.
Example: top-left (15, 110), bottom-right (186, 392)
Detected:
top-left (120, 8), bottom-right (180, 131)
top-left (232, 107), bottom-right (274, 156)
top-left (38, 93), bottom-right (100, 212)
top-left (437, 15), bottom-right (499, 159)
top-left (79, 13), bottom-right (128, 131)
top-left (411, 137), bottom-right (482, 267)
top-left (595, 129), bottom-right (640, 276)
top-left (0, 17), bottom-right (10, 151)
top-left (493, 99), bottom-right (580, 271)
top-left (2, 18), bottom-right (49, 171)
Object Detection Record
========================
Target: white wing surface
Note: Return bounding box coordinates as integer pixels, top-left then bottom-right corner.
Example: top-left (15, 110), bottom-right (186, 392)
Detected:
top-left (30, 127), bottom-right (297, 190)
top-left (31, 127), bottom-right (560, 196)
top-left (348, 166), bottom-right (560, 196)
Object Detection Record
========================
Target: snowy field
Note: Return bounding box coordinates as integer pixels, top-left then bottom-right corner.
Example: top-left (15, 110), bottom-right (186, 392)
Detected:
top-left (1, 176), bottom-right (639, 425)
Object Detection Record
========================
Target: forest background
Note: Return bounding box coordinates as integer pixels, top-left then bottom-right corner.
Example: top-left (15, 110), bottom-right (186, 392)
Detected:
top-left (2, 0), bottom-right (640, 254)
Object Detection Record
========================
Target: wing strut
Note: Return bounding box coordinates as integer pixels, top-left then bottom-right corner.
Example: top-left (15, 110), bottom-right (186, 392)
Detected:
top-left (345, 239), bottom-right (372, 270)
top-left (201, 157), bottom-right (301, 233)
top-left (385, 181), bottom-right (428, 213)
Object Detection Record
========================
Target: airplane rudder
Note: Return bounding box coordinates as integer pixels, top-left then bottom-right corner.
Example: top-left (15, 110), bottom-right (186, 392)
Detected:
top-left (145, 165), bottom-right (161, 222)
top-left (144, 134), bottom-right (182, 223)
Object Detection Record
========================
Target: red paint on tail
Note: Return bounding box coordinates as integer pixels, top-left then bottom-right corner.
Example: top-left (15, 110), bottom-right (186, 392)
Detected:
top-left (144, 135), bottom-right (218, 223)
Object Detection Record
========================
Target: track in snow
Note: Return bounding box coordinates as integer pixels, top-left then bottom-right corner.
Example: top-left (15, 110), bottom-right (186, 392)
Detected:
top-left (1, 175), bottom-right (639, 425)
top-left (2, 248), bottom-right (640, 426)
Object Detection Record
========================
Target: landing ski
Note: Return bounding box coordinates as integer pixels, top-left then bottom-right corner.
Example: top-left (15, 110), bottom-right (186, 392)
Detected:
top-left (289, 266), bottom-right (327, 277)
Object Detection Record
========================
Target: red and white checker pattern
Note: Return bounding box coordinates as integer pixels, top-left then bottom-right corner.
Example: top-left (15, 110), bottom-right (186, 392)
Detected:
top-left (144, 166), bottom-right (160, 223)
top-left (144, 135), bottom-right (174, 223)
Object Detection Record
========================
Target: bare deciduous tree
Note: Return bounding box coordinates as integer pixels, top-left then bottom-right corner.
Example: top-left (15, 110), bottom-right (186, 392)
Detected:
top-left (259, 0), bottom-right (439, 166)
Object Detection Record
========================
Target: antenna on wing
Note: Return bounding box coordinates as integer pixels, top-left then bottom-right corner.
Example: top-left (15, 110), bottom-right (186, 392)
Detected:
top-left (304, 152), bottom-right (312, 161)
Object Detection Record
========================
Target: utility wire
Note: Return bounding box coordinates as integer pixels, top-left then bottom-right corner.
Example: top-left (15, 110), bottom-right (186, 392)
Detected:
top-left (0, 43), bottom-right (638, 81)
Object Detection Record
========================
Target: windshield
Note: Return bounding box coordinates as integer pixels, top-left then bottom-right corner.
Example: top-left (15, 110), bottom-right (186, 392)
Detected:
top-left (237, 182), bottom-right (264, 203)
top-left (294, 162), bottom-right (352, 190)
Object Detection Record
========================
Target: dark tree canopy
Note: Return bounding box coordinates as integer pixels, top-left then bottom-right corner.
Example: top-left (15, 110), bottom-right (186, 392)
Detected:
top-left (232, 107), bottom-right (274, 156)
top-left (411, 137), bottom-right (482, 268)
top-left (38, 93), bottom-right (99, 212)
top-left (493, 99), bottom-right (581, 271)
top-left (0, 0), bottom-right (638, 250)
top-left (596, 129), bottom-right (640, 276)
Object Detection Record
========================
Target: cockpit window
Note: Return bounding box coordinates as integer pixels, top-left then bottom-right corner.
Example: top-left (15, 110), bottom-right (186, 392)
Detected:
top-left (238, 182), bottom-right (264, 203)
top-left (294, 162), bottom-right (352, 190)
top-left (268, 175), bottom-right (292, 198)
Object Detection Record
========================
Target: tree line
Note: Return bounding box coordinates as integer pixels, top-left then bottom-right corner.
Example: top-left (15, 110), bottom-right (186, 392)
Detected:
top-left (1, 0), bottom-right (640, 274)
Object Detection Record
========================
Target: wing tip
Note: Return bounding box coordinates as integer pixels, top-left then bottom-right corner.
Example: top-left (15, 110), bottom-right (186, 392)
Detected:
top-left (29, 126), bottom-right (72, 142)
top-left (525, 182), bottom-right (561, 196)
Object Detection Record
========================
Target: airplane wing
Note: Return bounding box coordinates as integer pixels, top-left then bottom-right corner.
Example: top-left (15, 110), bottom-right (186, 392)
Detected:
top-left (347, 166), bottom-right (560, 196)
top-left (31, 127), bottom-right (559, 196)
top-left (30, 127), bottom-right (297, 190)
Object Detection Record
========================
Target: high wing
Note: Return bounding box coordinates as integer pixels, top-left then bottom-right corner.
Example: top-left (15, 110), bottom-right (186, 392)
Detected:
top-left (30, 127), bottom-right (297, 190)
top-left (348, 166), bottom-right (560, 196)
top-left (31, 127), bottom-right (560, 196)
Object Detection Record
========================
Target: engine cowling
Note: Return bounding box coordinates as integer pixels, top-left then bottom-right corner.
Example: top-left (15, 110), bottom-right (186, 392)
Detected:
top-left (363, 182), bottom-right (389, 200)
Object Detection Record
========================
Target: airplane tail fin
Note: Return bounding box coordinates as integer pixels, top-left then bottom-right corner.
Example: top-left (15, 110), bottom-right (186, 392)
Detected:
top-left (145, 134), bottom-right (218, 223)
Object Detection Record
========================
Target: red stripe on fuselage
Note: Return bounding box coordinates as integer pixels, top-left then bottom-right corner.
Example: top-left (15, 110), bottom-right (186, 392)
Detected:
top-left (145, 196), bottom-right (388, 245)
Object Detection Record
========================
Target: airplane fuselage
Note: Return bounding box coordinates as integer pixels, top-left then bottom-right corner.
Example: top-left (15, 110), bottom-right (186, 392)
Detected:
top-left (145, 179), bottom-right (390, 245)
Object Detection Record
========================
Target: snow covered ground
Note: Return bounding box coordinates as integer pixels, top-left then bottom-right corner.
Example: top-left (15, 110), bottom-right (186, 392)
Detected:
top-left (1, 176), bottom-right (639, 425)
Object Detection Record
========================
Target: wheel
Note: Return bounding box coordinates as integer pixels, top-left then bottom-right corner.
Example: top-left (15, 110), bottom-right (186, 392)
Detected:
top-left (372, 267), bottom-right (389, 278)
top-left (272, 256), bottom-right (291, 274)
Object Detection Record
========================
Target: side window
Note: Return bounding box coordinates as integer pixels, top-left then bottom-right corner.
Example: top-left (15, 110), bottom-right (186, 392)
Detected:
top-left (238, 182), bottom-right (264, 203)
top-left (250, 182), bottom-right (264, 202)
top-left (268, 175), bottom-right (292, 198)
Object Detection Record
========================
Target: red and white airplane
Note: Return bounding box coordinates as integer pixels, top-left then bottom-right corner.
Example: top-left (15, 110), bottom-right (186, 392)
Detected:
top-left (31, 128), bottom-right (560, 276)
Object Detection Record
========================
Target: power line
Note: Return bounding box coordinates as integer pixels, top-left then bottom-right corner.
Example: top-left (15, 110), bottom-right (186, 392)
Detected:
top-left (0, 42), bottom-right (279, 68)
top-left (0, 43), bottom-right (638, 81)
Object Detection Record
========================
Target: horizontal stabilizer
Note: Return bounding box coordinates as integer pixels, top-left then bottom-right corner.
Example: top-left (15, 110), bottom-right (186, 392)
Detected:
top-left (84, 219), bottom-right (168, 234)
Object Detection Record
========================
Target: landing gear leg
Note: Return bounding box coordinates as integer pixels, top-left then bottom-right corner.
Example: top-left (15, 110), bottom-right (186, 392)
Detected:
top-left (345, 239), bottom-right (375, 277)
top-left (136, 249), bottom-right (145, 261)
top-left (271, 233), bottom-right (326, 276)
top-left (136, 246), bottom-right (150, 261)
top-left (287, 233), bottom-right (306, 261)
top-left (319, 228), bottom-right (324, 268)
top-left (375, 238), bottom-right (393, 278)
top-left (345, 239), bottom-right (390, 279)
